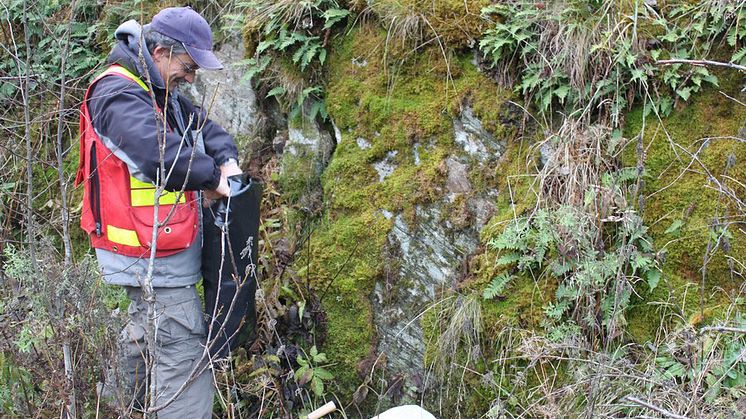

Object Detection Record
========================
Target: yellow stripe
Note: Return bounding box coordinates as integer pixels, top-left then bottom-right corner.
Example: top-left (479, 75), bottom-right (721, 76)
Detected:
top-left (100, 66), bottom-right (149, 91)
top-left (130, 189), bottom-right (185, 207)
top-left (107, 225), bottom-right (141, 247)
top-left (130, 176), bottom-right (154, 189)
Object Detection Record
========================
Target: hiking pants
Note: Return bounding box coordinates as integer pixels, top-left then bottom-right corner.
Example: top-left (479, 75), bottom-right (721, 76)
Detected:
top-left (113, 286), bottom-right (214, 418)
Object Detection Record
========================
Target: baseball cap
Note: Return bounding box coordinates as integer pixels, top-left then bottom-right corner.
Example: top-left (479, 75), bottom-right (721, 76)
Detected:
top-left (150, 7), bottom-right (223, 70)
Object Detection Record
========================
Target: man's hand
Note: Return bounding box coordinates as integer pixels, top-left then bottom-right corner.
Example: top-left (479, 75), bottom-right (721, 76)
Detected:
top-left (220, 159), bottom-right (242, 178)
top-left (203, 159), bottom-right (242, 205)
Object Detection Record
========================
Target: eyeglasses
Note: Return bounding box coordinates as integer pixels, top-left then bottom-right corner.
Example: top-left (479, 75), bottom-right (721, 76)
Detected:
top-left (173, 54), bottom-right (199, 75)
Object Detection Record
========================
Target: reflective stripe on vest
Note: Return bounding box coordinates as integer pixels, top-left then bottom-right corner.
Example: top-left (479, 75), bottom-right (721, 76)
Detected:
top-left (107, 225), bottom-right (141, 247)
top-left (130, 176), bottom-right (186, 207)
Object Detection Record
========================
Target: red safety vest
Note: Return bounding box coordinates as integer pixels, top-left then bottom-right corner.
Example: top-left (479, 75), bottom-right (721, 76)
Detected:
top-left (75, 65), bottom-right (198, 258)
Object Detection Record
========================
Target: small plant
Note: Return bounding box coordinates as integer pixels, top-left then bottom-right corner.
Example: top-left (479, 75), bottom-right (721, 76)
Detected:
top-left (484, 121), bottom-right (661, 342)
top-left (655, 321), bottom-right (746, 403)
top-left (478, 0), bottom-right (743, 124)
top-left (238, 0), bottom-right (351, 120)
top-left (294, 345), bottom-right (334, 397)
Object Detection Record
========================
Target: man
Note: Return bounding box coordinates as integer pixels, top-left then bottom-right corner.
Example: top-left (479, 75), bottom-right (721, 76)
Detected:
top-left (75, 7), bottom-right (240, 417)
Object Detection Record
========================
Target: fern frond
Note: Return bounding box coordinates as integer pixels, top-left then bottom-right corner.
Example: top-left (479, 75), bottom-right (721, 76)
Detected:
top-left (483, 272), bottom-right (513, 300)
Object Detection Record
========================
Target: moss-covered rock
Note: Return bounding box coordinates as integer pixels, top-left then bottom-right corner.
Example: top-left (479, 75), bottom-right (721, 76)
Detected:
top-left (295, 21), bottom-right (516, 409)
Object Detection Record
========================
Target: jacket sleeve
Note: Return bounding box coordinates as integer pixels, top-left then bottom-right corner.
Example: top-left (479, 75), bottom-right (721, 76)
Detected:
top-left (87, 76), bottom-right (221, 191)
top-left (178, 96), bottom-right (239, 166)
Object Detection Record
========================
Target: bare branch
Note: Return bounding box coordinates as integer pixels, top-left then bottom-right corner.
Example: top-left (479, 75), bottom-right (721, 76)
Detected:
top-left (625, 396), bottom-right (691, 419)
top-left (655, 59), bottom-right (746, 72)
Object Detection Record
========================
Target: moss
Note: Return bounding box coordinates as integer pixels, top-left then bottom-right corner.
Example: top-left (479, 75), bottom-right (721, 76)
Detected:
top-left (623, 67), bottom-right (746, 342)
top-left (303, 22), bottom-right (513, 400)
top-left (370, 0), bottom-right (491, 49)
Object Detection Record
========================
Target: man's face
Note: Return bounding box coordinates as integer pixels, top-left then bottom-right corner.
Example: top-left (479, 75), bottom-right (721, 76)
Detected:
top-left (153, 46), bottom-right (198, 91)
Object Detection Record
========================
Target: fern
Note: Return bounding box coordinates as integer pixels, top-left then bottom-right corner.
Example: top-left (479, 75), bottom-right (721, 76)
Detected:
top-left (483, 272), bottom-right (513, 300)
top-left (732, 46), bottom-right (746, 65)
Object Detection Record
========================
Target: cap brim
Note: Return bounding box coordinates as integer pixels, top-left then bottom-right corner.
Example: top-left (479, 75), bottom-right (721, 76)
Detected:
top-left (184, 44), bottom-right (223, 70)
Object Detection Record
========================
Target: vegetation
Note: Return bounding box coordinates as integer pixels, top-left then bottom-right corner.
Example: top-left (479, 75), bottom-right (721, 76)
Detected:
top-left (1, 0), bottom-right (745, 417)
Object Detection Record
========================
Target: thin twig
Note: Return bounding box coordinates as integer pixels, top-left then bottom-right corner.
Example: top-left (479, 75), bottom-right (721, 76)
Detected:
top-left (699, 326), bottom-right (746, 334)
top-left (626, 396), bottom-right (691, 419)
top-left (655, 59), bottom-right (746, 72)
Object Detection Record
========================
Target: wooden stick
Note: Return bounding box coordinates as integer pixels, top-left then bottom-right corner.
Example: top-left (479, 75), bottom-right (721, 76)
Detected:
top-left (307, 401), bottom-right (337, 419)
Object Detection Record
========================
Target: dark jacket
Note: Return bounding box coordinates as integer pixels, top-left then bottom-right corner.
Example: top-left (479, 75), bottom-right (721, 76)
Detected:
top-left (86, 21), bottom-right (237, 192)
top-left (89, 20), bottom-right (236, 288)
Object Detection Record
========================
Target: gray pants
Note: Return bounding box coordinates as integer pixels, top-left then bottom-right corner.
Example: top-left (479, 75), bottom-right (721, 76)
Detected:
top-left (106, 286), bottom-right (214, 418)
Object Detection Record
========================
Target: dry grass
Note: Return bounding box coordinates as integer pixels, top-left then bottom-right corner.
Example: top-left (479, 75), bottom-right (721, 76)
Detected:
top-left (245, 0), bottom-right (320, 31)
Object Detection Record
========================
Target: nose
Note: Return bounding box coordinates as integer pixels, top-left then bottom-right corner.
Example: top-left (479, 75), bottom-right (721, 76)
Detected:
top-left (185, 72), bottom-right (195, 84)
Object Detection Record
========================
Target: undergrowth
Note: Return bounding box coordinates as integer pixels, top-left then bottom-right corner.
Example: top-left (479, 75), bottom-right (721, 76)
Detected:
top-left (478, 0), bottom-right (746, 126)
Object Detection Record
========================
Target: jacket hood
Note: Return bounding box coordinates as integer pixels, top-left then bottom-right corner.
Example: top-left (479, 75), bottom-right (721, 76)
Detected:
top-left (108, 20), bottom-right (166, 90)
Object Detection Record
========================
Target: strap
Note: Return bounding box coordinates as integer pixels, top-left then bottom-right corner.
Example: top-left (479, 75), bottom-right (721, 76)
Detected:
top-left (94, 65), bottom-right (149, 91)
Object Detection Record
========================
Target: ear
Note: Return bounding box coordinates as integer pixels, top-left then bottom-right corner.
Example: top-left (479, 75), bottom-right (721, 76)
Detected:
top-left (151, 45), bottom-right (167, 61)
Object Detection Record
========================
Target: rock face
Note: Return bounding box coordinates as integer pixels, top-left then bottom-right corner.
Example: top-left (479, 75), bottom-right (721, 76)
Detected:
top-left (181, 41), bottom-right (259, 138)
top-left (374, 205), bottom-right (479, 378)
top-left (453, 106), bottom-right (505, 163)
top-left (279, 117), bottom-right (336, 206)
top-left (370, 107), bottom-right (504, 401)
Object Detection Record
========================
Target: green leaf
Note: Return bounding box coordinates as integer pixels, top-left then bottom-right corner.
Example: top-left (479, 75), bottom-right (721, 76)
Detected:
top-left (318, 48), bottom-right (327, 66)
top-left (665, 362), bottom-right (687, 378)
top-left (311, 376), bottom-right (324, 396)
top-left (323, 8), bottom-right (350, 30)
top-left (266, 86), bottom-right (286, 99)
top-left (299, 367), bottom-right (313, 386)
top-left (302, 44), bottom-right (319, 70)
top-left (298, 300), bottom-right (306, 321)
top-left (296, 355), bottom-right (308, 367)
top-left (495, 252), bottom-right (521, 266)
top-left (676, 87), bottom-right (692, 101)
top-left (554, 85), bottom-right (570, 102)
top-left (732, 46), bottom-right (746, 65)
top-left (665, 219), bottom-right (684, 235)
top-left (256, 40), bottom-right (274, 54)
top-left (646, 269), bottom-right (661, 290)
top-left (292, 46), bottom-right (306, 65)
top-left (310, 345), bottom-right (318, 358)
top-left (314, 367), bottom-right (334, 380)
top-left (483, 272), bottom-right (513, 299)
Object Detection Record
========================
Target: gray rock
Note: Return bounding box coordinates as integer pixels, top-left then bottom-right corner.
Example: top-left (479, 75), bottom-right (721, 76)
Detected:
top-left (373, 205), bottom-right (479, 399)
top-left (469, 197), bottom-right (496, 229)
top-left (283, 118), bottom-right (335, 172)
top-left (445, 156), bottom-right (472, 196)
top-left (453, 106), bottom-right (504, 162)
top-left (373, 151), bottom-right (398, 182)
top-left (181, 41), bottom-right (258, 138)
top-left (357, 137), bottom-right (372, 150)
top-left (279, 117), bottom-right (336, 208)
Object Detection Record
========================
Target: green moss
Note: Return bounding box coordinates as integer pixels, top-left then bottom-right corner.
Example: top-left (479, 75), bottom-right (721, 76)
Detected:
top-left (370, 0), bottom-right (491, 49)
top-left (303, 22), bottom-right (513, 399)
top-left (623, 68), bottom-right (746, 342)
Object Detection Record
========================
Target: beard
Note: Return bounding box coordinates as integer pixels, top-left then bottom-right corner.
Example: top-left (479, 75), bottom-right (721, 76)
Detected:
top-left (168, 79), bottom-right (187, 92)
